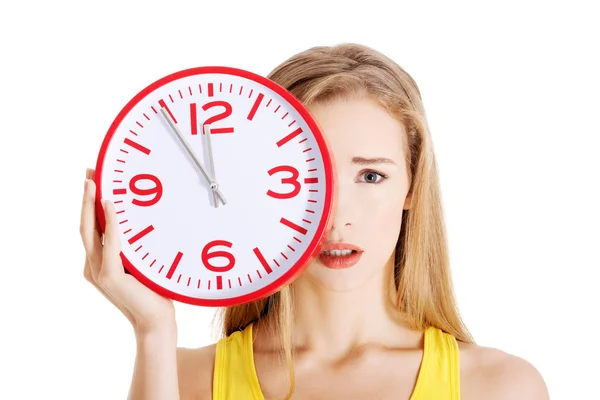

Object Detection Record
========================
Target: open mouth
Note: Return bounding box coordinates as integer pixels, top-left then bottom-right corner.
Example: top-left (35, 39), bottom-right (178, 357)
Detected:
top-left (317, 249), bottom-right (363, 269)
top-left (320, 249), bottom-right (358, 257)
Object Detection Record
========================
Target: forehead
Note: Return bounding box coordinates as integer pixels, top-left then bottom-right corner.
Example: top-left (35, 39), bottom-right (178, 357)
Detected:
top-left (307, 97), bottom-right (407, 162)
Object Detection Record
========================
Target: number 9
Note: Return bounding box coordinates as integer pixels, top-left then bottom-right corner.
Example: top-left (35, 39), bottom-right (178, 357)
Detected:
top-left (130, 174), bottom-right (163, 207)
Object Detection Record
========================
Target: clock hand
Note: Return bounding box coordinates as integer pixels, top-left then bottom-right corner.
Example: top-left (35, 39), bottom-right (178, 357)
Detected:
top-left (203, 124), bottom-right (218, 208)
top-left (159, 108), bottom-right (227, 206)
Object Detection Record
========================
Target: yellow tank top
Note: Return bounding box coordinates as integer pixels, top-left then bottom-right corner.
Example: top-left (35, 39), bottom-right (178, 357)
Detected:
top-left (212, 323), bottom-right (460, 399)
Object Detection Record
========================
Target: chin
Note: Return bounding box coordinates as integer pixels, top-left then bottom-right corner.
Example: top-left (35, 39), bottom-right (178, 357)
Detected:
top-left (299, 256), bottom-right (386, 292)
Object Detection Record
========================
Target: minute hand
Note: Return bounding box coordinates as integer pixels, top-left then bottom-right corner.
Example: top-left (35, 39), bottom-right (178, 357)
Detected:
top-left (159, 108), bottom-right (227, 205)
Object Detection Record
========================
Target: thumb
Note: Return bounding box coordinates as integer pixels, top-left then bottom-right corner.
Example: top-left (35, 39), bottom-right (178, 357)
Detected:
top-left (102, 199), bottom-right (123, 272)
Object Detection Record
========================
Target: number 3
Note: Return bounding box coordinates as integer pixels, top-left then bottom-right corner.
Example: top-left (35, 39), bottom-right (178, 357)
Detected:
top-left (267, 165), bottom-right (301, 199)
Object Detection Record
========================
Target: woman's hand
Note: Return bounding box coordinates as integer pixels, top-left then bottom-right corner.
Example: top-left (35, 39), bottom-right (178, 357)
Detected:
top-left (80, 168), bottom-right (176, 336)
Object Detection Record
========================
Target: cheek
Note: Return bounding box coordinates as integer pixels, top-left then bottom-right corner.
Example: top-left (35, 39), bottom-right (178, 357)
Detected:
top-left (300, 189), bottom-right (405, 290)
top-left (360, 190), bottom-right (405, 259)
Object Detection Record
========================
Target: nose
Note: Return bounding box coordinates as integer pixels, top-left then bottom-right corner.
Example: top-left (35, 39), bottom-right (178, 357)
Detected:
top-left (327, 179), bottom-right (362, 239)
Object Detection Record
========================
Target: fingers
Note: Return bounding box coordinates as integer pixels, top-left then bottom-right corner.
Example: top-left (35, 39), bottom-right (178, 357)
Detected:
top-left (100, 198), bottom-right (123, 280)
top-left (87, 169), bottom-right (103, 245)
top-left (80, 169), bottom-right (102, 274)
top-left (80, 168), bottom-right (135, 327)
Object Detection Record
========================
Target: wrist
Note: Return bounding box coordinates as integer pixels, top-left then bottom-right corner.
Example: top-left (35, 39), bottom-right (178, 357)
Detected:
top-left (134, 321), bottom-right (177, 343)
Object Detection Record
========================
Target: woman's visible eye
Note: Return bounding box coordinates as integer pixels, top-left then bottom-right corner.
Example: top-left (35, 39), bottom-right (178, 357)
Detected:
top-left (358, 170), bottom-right (388, 184)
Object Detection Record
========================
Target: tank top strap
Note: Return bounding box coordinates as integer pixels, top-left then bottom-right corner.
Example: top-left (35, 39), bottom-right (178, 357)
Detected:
top-left (411, 326), bottom-right (461, 400)
top-left (213, 323), bottom-right (263, 400)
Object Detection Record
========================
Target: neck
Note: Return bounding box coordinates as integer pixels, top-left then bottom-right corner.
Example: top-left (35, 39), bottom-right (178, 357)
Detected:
top-left (287, 260), bottom-right (420, 358)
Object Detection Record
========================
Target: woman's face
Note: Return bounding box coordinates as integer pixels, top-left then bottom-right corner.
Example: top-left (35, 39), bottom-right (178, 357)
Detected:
top-left (299, 96), bottom-right (412, 292)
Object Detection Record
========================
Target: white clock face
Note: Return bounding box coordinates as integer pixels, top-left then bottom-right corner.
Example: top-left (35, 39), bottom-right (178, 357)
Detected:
top-left (95, 67), bottom-right (335, 306)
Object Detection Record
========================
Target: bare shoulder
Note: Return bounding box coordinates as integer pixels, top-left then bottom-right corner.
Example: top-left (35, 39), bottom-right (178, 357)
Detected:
top-left (176, 343), bottom-right (217, 400)
top-left (457, 341), bottom-right (550, 400)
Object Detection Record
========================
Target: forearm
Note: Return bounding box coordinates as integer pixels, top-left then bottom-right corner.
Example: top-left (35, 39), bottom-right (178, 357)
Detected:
top-left (128, 328), bottom-right (179, 400)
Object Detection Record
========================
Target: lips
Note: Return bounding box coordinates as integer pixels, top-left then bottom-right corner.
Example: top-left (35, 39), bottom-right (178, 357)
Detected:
top-left (317, 242), bottom-right (364, 269)
top-left (319, 242), bottom-right (363, 253)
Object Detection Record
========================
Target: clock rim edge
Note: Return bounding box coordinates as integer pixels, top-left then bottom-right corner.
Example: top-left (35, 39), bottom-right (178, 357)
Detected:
top-left (93, 65), bottom-right (337, 307)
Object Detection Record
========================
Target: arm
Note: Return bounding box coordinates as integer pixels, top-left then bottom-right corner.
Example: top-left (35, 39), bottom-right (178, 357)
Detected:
top-left (128, 328), bottom-right (179, 400)
top-left (80, 171), bottom-right (181, 399)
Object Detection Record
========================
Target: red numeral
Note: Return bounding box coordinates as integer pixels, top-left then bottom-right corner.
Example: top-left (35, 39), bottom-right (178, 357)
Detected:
top-left (267, 165), bottom-right (301, 199)
top-left (203, 101), bottom-right (234, 134)
top-left (202, 240), bottom-right (236, 273)
top-left (190, 101), bottom-right (234, 135)
top-left (190, 103), bottom-right (198, 135)
top-left (129, 174), bottom-right (163, 207)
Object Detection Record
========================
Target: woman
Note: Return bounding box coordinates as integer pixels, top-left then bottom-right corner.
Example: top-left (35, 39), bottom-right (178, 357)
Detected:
top-left (80, 43), bottom-right (549, 399)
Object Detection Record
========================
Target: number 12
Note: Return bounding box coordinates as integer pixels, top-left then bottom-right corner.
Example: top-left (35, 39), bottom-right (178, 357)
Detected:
top-left (190, 101), bottom-right (234, 135)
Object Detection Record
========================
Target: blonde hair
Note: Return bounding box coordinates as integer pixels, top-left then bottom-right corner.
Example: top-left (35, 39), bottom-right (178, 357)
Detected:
top-left (213, 42), bottom-right (474, 398)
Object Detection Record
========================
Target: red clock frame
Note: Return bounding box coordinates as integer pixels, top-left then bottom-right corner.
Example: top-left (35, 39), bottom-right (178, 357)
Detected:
top-left (93, 66), bottom-right (337, 307)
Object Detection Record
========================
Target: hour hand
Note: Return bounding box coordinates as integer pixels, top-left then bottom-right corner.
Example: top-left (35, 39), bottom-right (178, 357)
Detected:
top-left (159, 108), bottom-right (227, 205)
top-left (204, 124), bottom-right (218, 208)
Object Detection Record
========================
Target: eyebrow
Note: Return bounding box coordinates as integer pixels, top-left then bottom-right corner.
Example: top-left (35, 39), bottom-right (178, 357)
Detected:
top-left (351, 156), bottom-right (397, 165)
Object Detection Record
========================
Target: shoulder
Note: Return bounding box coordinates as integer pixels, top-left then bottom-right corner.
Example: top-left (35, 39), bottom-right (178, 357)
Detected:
top-left (457, 341), bottom-right (550, 400)
top-left (176, 343), bottom-right (217, 400)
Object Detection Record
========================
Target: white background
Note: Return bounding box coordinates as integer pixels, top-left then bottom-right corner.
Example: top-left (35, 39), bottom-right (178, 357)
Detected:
top-left (1, 1), bottom-right (598, 399)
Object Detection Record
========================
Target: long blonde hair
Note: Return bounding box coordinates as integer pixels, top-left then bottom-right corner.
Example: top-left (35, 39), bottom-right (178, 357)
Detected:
top-left (213, 42), bottom-right (474, 397)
